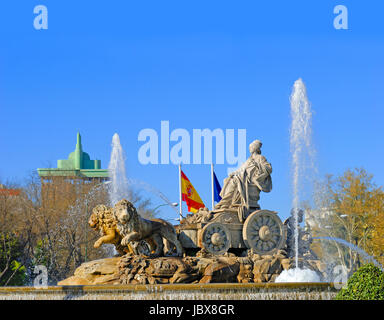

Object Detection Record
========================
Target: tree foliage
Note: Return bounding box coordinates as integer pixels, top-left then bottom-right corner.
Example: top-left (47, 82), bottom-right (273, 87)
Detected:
top-left (0, 233), bottom-right (26, 286)
top-left (0, 172), bottom-right (157, 285)
top-left (308, 168), bottom-right (384, 275)
top-left (335, 263), bottom-right (384, 300)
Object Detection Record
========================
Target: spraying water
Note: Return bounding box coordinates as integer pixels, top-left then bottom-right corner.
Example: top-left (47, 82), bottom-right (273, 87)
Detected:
top-left (107, 133), bottom-right (177, 214)
top-left (275, 268), bottom-right (321, 283)
top-left (289, 78), bottom-right (316, 268)
top-left (313, 237), bottom-right (384, 271)
top-left (108, 133), bottom-right (130, 206)
top-left (282, 80), bottom-right (381, 283)
top-left (125, 178), bottom-right (178, 214)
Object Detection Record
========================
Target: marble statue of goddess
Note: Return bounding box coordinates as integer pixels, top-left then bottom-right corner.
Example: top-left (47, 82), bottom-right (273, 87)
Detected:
top-left (214, 140), bottom-right (272, 219)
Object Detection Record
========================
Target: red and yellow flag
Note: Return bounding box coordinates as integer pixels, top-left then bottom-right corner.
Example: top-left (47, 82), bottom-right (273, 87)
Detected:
top-left (181, 170), bottom-right (205, 213)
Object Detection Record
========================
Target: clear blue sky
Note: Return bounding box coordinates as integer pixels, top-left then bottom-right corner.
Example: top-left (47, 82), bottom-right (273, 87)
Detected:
top-left (1, 1), bottom-right (383, 221)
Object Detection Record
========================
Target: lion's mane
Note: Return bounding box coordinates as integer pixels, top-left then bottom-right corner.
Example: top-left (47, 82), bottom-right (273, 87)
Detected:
top-left (90, 204), bottom-right (117, 235)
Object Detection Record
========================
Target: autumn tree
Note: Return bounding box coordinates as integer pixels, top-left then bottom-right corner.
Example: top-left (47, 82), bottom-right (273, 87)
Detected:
top-left (308, 168), bottom-right (384, 275)
top-left (0, 232), bottom-right (26, 286)
top-left (0, 171), bottom-right (157, 285)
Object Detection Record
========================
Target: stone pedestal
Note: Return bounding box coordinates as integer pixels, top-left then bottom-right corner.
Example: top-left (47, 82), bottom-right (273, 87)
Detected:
top-left (58, 250), bottom-right (325, 286)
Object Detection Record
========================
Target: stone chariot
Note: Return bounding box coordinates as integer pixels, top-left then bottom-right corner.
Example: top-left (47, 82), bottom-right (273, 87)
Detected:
top-left (178, 140), bottom-right (287, 256)
top-left (178, 202), bottom-right (287, 256)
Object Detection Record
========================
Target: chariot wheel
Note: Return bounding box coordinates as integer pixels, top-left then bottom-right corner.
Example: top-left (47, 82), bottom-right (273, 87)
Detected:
top-left (134, 240), bottom-right (152, 256)
top-left (200, 222), bottom-right (231, 255)
top-left (242, 210), bottom-right (286, 255)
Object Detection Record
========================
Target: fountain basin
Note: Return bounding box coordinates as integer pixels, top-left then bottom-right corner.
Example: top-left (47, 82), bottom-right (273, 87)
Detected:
top-left (0, 283), bottom-right (337, 300)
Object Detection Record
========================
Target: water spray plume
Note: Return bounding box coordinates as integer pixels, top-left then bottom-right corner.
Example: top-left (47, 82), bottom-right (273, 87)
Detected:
top-left (283, 79), bottom-right (382, 283)
top-left (289, 78), bottom-right (316, 269)
top-left (314, 237), bottom-right (384, 271)
top-left (108, 133), bottom-right (130, 206)
top-left (107, 133), bottom-right (178, 213)
top-left (275, 268), bottom-right (320, 283)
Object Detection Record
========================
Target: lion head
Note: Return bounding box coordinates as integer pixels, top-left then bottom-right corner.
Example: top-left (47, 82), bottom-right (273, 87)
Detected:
top-left (113, 199), bottom-right (138, 224)
top-left (89, 204), bottom-right (116, 231)
top-left (88, 212), bottom-right (99, 229)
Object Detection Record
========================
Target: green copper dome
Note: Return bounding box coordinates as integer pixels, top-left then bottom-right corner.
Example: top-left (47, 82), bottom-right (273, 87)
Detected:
top-left (38, 133), bottom-right (108, 179)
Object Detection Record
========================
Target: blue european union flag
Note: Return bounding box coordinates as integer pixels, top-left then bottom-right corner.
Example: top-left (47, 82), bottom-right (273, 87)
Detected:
top-left (213, 171), bottom-right (222, 202)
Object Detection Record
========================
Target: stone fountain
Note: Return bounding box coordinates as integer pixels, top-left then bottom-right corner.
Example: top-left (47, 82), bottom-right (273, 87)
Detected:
top-left (0, 80), bottom-right (379, 300)
top-left (0, 81), bottom-right (348, 300)
top-left (58, 138), bottom-right (326, 288)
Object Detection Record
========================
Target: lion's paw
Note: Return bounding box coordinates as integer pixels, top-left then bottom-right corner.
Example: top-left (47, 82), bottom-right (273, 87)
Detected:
top-left (94, 240), bottom-right (103, 248)
top-left (121, 237), bottom-right (130, 247)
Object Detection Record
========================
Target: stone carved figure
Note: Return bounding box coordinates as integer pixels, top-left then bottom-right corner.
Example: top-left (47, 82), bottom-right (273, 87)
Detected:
top-left (283, 208), bottom-right (318, 261)
top-left (88, 204), bottom-right (131, 256)
top-left (89, 204), bottom-right (155, 256)
top-left (113, 199), bottom-right (183, 257)
top-left (214, 140), bottom-right (272, 221)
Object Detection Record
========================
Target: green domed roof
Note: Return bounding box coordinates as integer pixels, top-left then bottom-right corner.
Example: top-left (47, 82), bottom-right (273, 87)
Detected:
top-left (37, 133), bottom-right (108, 179)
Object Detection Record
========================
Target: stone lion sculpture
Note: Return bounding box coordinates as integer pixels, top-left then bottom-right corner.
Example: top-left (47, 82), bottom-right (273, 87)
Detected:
top-left (113, 199), bottom-right (183, 257)
top-left (89, 204), bottom-right (156, 256)
top-left (88, 204), bottom-right (130, 256)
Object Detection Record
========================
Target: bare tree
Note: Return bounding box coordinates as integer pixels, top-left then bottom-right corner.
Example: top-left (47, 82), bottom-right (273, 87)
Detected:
top-left (0, 171), bottom-right (158, 285)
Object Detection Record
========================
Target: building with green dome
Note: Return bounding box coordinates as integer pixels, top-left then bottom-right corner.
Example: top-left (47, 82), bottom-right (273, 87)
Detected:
top-left (38, 133), bottom-right (109, 182)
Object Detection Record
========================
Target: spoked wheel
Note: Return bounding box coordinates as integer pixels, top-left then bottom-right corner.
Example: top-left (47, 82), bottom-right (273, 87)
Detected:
top-left (200, 222), bottom-right (231, 255)
top-left (132, 240), bottom-right (152, 255)
top-left (242, 210), bottom-right (286, 255)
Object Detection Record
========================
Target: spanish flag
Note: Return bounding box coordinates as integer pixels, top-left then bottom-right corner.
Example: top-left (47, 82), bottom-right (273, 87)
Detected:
top-left (181, 170), bottom-right (205, 213)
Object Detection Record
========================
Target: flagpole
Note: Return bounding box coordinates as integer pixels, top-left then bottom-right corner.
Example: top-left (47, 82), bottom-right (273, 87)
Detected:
top-left (211, 163), bottom-right (214, 211)
top-left (179, 163), bottom-right (182, 221)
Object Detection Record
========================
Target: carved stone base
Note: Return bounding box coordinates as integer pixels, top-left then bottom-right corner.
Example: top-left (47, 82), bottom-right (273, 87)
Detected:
top-left (58, 250), bottom-right (326, 286)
